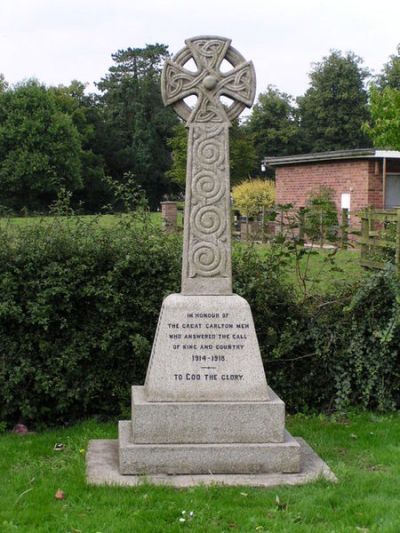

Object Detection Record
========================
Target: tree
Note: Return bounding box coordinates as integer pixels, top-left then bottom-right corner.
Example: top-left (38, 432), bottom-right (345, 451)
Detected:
top-left (376, 44), bottom-right (400, 90)
top-left (364, 86), bottom-right (400, 149)
top-left (298, 51), bottom-right (371, 152)
top-left (246, 85), bottom-right (301, 164)
top-left (167, 119), bottom-right (257, 188)
top-left (0, 80), bottom-right (82, 211)
top-left (0, 74), bottom-right (8, 92)
top-left (229, 119), bottom-right (258, 185)
top-left (166, 122), bottom-right (187, 187)
top-left (51, 81), bottom-right (108, 212)
top-left (96, 44), bottom-right (178, 208)
top-left (364, 45), bottom-right (400, 150)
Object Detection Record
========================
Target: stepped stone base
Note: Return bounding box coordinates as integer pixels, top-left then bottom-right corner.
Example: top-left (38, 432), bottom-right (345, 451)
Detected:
top-left (87, 437), bottom-right (337, 487)
top-left (131, 385), bottom-right (285, 444)
top-left (120, 385), bottom-right (301, 476)
top-left (119, 420), bottom-right (301, 475)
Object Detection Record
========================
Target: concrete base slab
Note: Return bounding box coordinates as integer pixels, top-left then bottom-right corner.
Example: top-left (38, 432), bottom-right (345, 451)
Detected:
top-left (87, 437), bottom-right (337, 488)
top-left (131, 385), bottom-right (285, 444)
top-left (119, 421), bottom-right (300, 475)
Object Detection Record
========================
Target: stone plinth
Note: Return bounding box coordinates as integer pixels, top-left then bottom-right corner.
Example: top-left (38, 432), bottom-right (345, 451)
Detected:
top-left (130, 385), bottom-right (284, 444)
top-left (116, 291), bottom-right (304, 476)
top-left (119, 421), bottom-right (301, 475)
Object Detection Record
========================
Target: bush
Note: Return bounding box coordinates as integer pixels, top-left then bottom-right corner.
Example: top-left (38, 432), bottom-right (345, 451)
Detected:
top-left (1, 217), bottom-right (399, 427)
top-left (261, 265), bottom-right (400, 413)
top-left (232, 178), bottom-right (275, 219)
top-left (304, 186), bottom-right (338, 242)
top-left (0, 214), bottom-right (181, 427)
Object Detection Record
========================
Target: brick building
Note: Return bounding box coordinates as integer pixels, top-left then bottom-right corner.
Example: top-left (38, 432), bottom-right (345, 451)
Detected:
top-left (263, 149), bottom-right (400, 221)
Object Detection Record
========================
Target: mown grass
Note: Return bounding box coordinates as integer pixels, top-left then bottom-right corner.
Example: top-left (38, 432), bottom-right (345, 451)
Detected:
top-left (0, 212), bottom-right (364, 298)
top-left (0, 212), bottom-right (162, 229)
top-left (1, 412), bottom-right (399, 532)
top-left (287, 247), bottom-right (365, 296)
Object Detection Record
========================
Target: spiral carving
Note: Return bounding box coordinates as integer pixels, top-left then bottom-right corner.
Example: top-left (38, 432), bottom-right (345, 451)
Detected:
top-left (191, 242), bottom-right (224, 277)
top-left (192, 170), bottom-right (224, 203)
top-left (197, 137), bottom-right (224, 166)
top-left (193, 205), bottom-right (225, 238)
top-left (187, 123), bottom-right (228, 280)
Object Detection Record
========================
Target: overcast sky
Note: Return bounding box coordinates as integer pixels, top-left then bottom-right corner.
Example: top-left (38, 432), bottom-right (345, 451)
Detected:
top-left (1, 0), bottom-right (400, 101)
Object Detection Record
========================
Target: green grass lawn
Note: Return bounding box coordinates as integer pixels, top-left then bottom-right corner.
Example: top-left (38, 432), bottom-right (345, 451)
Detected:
top-left (0, 212), bottom-right (364, 298)
top-left (287, 247), bottom-right (365, 296)
top-left (0, 212), bottom-right (163, 229)
top-left (1, 412), bottom-right (399, 532)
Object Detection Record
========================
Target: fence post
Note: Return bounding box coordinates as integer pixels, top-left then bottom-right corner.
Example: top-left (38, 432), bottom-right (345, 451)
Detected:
top-left (361, 210), bottom-right (369, 263)
top-left (261, 206), bottom-right (265, 243)
top-left (160, 201), bottom-right (177, 233)
top-left (396, 208), bottom-right (400, 273)
top-left (341, 208), bottom-right (349, 249)
top-left (298, 207), bottom-right (305, 241)
top-left (319, 208), bottom-right (324, 247)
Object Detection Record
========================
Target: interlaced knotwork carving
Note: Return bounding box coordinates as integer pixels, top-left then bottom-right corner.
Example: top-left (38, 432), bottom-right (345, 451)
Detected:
top-left (162, 35), bottom-right (256, 124)
top-left (161, 36), bottom-right (256, 294)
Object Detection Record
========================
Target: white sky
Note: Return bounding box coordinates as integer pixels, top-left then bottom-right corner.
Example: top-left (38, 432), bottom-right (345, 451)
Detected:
top-left (1, 0), bottom-right (400, 101)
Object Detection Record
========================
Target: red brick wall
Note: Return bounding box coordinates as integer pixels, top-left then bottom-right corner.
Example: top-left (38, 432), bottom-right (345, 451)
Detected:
top-left (275, 159), bottom-right (383, 223)
top-left (367, 160), bottom-right (383, 208)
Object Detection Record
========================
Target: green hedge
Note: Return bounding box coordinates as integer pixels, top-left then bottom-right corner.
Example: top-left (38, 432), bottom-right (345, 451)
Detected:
top-left (0, 216), bottom-right (181, 426)
top-left (1, 217), bottom-right (400, 427)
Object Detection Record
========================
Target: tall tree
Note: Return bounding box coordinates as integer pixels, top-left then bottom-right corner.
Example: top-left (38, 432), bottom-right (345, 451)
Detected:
top-left (246, 85), bottom-right (302, 164)
top-left (229, 119), bottom-right (258, 185)
top-left (364, 44), bottom-right (400, 150)
top-left (298, 51), bottom-right (371, 152)
top-left (0, 74), bottom-right (7, 92)
top-left (0, 80), bottom-right (82, 211)
top-left (376, 44), bottom-right (400, 90)
top-left (167, 119), bottom-right (257, 188)
top-left (364, 86), bottom-right (400, 149)
top-left (96, 44), bottom-right (178, 207)
top-left (51, 81), bottom-right (108, 212)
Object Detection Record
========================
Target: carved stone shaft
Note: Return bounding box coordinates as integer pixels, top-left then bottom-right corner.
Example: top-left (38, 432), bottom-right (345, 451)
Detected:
top-left (183, 123), bottom-right (231, 294)
top-left (161, 36), bottom-right (256, 296)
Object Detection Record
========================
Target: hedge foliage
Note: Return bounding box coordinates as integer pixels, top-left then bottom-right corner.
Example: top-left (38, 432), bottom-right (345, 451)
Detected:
top-left (1, 216), bottom-right (400, 427)
top-left (0, 215), bottom-right (181, 427)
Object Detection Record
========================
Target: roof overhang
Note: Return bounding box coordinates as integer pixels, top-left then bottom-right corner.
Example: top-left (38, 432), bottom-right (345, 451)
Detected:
top-left (263, 149), bottom-right (400, 167)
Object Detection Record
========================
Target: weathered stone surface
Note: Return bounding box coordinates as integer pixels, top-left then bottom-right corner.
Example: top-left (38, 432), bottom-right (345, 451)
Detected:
top-left (144, 293), bottom-right (269, 402)
top-left (96, 36), bottom-right (335, 485)
top-left (88, 438), bottom-right (337, 487)
top-left (119, 421), bottom-right (301, 475)
top-left (132, 386), bottom-right (284, 444)
top-left (161, 36), bottom-right (256, 296)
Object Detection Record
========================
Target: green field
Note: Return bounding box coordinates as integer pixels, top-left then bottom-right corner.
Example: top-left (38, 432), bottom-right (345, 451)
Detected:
top-left (0, 212), bottom-right (162, 228)
top-left (0, 213), bottom-right (364, 296)
top-left (1, 412), bottom-right (399, 532)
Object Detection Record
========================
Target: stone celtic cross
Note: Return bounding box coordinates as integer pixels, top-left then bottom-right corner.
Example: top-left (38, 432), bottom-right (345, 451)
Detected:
top-left (161, 36), bottom-right (256, 295)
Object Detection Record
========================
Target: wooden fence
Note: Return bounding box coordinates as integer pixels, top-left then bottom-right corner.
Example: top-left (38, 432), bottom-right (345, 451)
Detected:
top-left (359, 208), bottom-right (400, 272)
top-left (236, 207), bottom-right (350, 248)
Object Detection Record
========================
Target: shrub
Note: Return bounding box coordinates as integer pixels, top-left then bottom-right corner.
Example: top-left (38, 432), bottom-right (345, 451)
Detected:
top-left (1, 216), bottom-right (399, 427)
top-left (232, 178), bottom-right (275, 219)
top-left (304, 186), bottom-right (338, 242)
top-left (0, 214), bottom-right (181, 427)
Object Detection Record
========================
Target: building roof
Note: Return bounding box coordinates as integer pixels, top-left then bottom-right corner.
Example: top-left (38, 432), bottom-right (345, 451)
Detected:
top-left (263, 149), bottom-right (400, 167)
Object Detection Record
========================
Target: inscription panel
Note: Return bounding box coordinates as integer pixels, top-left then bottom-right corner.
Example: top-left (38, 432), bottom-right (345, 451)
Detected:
top-left (169, 311), bottom-right (249, 384)
top-left (144, 294), bottom-right (269, 402)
